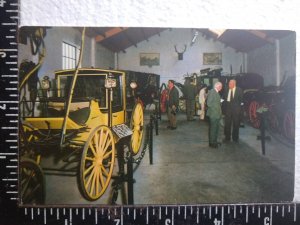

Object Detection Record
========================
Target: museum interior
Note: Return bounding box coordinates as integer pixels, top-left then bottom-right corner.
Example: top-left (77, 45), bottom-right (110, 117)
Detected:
top-left (18, 27), bottom-right (295, 205)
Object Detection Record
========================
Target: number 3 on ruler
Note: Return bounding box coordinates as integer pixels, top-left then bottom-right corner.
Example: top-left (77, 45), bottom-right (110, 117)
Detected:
top-left (0, 0), bottom-right (6, 7)
top-left (0, 104), bottom-right (6, 110)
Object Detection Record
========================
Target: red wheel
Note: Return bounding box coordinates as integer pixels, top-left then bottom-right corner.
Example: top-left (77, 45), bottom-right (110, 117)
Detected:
top-left (283, 110), bottom-right (295, 140)
top-left (248, 101), bottom-right (260, 128)
top-left (160, 89), bottom-right (168, 113)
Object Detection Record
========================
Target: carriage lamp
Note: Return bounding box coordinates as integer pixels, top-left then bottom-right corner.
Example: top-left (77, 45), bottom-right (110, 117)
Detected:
top-left (130, 81), bottom-right (137, 89)
top-left (41, 75), bottom-right (51, 89)
top-left (105, 72), bottom-right (117, 89)
top-left (41, 75), bottom-right (51, 97)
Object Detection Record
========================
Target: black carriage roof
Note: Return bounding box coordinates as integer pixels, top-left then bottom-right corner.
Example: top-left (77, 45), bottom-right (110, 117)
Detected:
top-left (55, 68), bottom-right (124, 76)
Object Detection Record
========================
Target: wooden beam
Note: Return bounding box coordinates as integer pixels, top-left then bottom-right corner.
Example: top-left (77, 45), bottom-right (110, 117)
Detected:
top-left (248, 30), bottom-right (275, 43)
top-left (95, 27), bottom-right (128, 42)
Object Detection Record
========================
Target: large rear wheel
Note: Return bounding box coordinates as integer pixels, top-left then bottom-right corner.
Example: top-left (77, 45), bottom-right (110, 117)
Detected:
top-left (80, 125), bottom-right (115, 201)
top-left (248, 101), bottom-right (261, 128)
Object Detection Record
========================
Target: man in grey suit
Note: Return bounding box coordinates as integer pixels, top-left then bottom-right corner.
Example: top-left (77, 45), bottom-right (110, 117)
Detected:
top-left (206, 82), bottom-right (223, 148)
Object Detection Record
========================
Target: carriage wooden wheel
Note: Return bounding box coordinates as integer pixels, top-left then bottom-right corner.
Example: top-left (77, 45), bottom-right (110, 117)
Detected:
top-left (283, 110), bottom-right (295, 140)
top-left (130, 102), bottom-right (144, 155)
top-left (80, 125), bottom-right (116, 201)
top-left (20, 158), bottom-right (45, 204)
top-left (248, 100), bottom-right (261, 128)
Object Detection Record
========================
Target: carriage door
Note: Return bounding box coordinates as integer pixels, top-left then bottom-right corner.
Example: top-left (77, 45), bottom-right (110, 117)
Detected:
top-left (110, 74), bottom-right (125, 125)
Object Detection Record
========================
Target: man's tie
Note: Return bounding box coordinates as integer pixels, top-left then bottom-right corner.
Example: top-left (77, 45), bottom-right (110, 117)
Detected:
top-left (230, 89), bottom-right (233, 102)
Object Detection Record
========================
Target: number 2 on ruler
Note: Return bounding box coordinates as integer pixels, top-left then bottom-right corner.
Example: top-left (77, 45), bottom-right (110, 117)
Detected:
top-left (0, 104), bottom-right (6, 110)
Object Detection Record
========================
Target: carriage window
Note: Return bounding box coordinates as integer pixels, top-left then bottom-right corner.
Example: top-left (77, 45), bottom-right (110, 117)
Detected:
top-left (111, 75), bottom-right (123, 112)
top-left (58, 75), bottom-right (107, 108)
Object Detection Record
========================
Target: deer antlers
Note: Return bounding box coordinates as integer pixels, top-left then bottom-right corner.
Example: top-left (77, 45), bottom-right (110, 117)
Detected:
top-left (174, 44), bottom-right (187, 60)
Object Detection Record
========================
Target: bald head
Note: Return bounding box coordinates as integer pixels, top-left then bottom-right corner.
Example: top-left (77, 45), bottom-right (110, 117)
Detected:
top-left (228, 79), bottom-right (236, 89)
top-left (214, 82), bottom-right (223, 92)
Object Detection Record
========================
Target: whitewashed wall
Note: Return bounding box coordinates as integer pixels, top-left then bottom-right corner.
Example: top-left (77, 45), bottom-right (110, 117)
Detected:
top-left (18, 27), bottom-right (115, 79)
top-left (247, 32), bottom-right (296, 86)
top-left (117, 28), bottom-right (243, 84)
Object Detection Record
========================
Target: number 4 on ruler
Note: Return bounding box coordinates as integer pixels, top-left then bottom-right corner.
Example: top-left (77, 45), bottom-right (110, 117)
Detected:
top-left (0, 0), bottom-right (6, 7)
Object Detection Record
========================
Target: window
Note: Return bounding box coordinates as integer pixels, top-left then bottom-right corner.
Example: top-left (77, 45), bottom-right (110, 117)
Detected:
top-left (62, 42), bottom-right (80, 69)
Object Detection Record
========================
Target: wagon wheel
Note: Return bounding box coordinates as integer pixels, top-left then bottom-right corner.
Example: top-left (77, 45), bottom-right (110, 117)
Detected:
top-left (80, 125), bottom-right (115, 201)
top-left (283, 110), bottom-right (295, 140)
top-left (248, 101), bottom-right (260, 128)
top-left (130, 102), bottom-right (144, 155)
top-left (20, 158), bottom-right (45, 204)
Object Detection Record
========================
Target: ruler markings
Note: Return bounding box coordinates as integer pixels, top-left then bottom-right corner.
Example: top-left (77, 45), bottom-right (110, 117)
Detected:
top-left (69, 208), bottom-right (72, 225)
top-left (234, 205), bottom-right (236, 219)
top-left (146, 207), bottom-right (149, 224)
top-left (294, 204), bottom-right (297, 222)
top-left (196, 207), bottom-right (199, 224)
top-left (246, 206), bottom-right (249, 223)
top-left (171, 208), bottom-right (174, 225)
top-left (270, 206), bottom-right (273, 225)
top-left (5, 9), bottom-right (18, 12)
top-left (95, 208), bottom-right (98, 225)
top-left (0, 156), bottom-right (6, 159)
top-left (44, 209), bottom-right (47, 225)
top-left (221, 206), bottom-right (224, 225)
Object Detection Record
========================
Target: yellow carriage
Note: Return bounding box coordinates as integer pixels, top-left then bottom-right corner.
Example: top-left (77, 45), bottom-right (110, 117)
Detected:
top-left (20, 68), bottom-right (144, 204)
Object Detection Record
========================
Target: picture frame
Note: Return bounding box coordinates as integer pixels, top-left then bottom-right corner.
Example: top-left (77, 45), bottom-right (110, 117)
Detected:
top-left (203, 52), bottom-right (222, 65)
top-left (140, 53), bottom-right (160, 67)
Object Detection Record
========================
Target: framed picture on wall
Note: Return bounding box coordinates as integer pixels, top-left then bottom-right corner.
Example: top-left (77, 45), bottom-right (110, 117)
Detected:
top-left (140, 53), bottom-right (160, 67)
top-left (203, 52), bottom-right (222, 65)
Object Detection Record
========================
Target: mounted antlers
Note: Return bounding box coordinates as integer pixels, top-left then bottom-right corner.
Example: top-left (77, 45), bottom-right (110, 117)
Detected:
top-left (174, 44), bottom-right (187, 60)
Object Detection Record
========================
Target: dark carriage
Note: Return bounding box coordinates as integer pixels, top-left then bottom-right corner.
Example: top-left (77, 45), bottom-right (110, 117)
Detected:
top-left (247, 75), bottom-right (295, 141)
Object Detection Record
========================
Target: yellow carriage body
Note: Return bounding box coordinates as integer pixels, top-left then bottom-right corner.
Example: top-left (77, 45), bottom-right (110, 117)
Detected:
top-left (24, 68), bottom-right (127, 144)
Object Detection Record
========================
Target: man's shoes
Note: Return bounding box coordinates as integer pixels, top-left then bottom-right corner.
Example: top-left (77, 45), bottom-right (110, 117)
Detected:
top-left (170, 126), bottom-right (177, 130)
top-left (167, 125), bottom-right (171, 129)
top-left (209, 143), bottom-right (218, 148)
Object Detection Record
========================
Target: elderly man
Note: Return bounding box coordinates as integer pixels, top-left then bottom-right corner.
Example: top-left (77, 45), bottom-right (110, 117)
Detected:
top-left (223, 79), bottom-right (243, 143)
top-left (206, 82), bottom-right (223, 148)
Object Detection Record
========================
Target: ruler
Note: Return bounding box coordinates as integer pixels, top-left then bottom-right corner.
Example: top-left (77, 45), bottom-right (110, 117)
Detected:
top-left (0, 1), bottom-right (300, 225)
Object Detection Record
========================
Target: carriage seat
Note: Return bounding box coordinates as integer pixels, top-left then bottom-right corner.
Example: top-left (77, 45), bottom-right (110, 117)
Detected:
top-left (47, 100), bottom-right (91, 125)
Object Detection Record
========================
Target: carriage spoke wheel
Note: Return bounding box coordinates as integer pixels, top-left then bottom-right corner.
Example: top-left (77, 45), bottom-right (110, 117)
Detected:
top-left (130, 102), bottom-right (144, 155)
top-left (20, 158), bottom-right (45, 204)
top-left (249, 101), bottom-right (260, 128)
top-left (80, 126), bottom-right (115, 201)
top-left (283, 110), bottom-right (295, 140)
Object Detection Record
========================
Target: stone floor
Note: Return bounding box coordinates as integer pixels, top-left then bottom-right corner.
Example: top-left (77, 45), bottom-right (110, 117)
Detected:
top-left (37, 112), bottom-right (294, 205)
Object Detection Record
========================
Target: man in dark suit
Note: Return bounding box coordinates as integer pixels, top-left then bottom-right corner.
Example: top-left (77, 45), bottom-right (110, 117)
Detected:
top-left (223, 79), bottom-right (243, 142)
top-left (206, 82), bottom-right (223, 148)
top-left (167, 80), bottom-right (179, 130)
